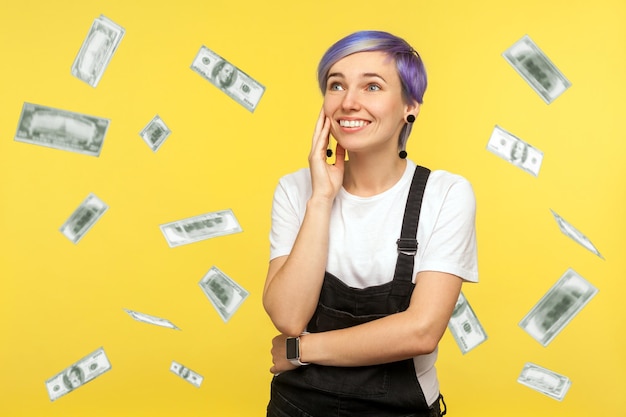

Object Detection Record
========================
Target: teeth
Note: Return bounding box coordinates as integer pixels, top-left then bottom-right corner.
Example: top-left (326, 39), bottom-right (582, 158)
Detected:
top-left (340, 119), bottom-right (367, 128)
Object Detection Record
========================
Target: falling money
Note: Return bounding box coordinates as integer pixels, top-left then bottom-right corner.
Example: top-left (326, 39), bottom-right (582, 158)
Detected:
top-left (45, 347), bottom-right (112, 401)
top-left (519, 268), bottom-right (598, 346)
top-left (14, 102), bottom-right (110, 157)
top-left (71, 15), bottom-right (125, 87)
top-left (199, 266), bottom-right (249, 322)
top-left (448, 292), bottom-right (488, 354)
top-left (160, 209), bottom-right (242, 248)
top-left (190, 45), bottom-right (265, 112)
top-left (503, 34), bottom-right (571, 104)
top-left (59, 193), bottom-right (108, 243)
top-left (517, 362), bottom-right (571, 401)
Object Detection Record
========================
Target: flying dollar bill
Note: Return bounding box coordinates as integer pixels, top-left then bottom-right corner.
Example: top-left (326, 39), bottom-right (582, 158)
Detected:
top-left (45, 347), bottom-right (112, 401)
top-left (550, 209), bottom-right (604, 259)
top-left (448, 292), bottom-right (488, 354)
top-left (160, 209), bottom-right (242, 248)
top-left (199, 266), bottom-right (249, 322)
top-left (15, 102), bottom-right (110, 157)
top-left (486, 125), bottom-right (543, 177)
top-left (139, 114), bottom-right (171, 152)
top-left (503, 34), bottom-right (571, 104)
top-left (190, 45), bottom-right (265, 112)
top-left (170, 361), bottom-right (203, 388)
top-left (124, 308), bottom-right (180, 330)
top-left (71, 15), bottom-right (125, 87)
top-left (60, 193), bottom-right (108, 243)
top-left (519, 268), bottom-right (597, 346)
top-left (517, 362), bottom-right (571, 401)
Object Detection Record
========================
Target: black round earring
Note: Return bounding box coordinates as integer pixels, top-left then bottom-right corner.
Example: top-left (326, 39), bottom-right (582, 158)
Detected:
top-left (399, 150), bottom-right (408, 159)
top-left (326, 149), bottom-right (333, 158)
top-left (406, 114), bottom-right (416, 123)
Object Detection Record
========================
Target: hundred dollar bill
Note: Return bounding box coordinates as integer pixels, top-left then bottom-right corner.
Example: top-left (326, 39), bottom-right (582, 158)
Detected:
top-left (519, 268), bottom-right (597, 346)
top-left (550, 209), bottom-right (604, 259)
top-left (45, 347), bottom-right (112, 401)
top-left (517, 362), bottom-right (571, 401)
top-left (71, 15), bottom-right (125, 87)
top-left (15, 102), bottom-right (110, 157)
top-left (190, 46), bottom-right (265, 112)
top-left (199, 266), bottom-right (249, 322)
top-left (160, 209), bottom-right (242, 248)
top-left (503, 35), bottom-right (571, 104)
top-left (170, 360), bottom-right (203, 388)
top-left (448, 292), bottom-right (487, 354)
top-left (124, 308), bottom-right (180, 330)
top-left (60, 193), bottom-right (108, 243)
top-left (139, 114), bottom-right (171, 152)
top-left (486, 125), bottom-right (543, 177)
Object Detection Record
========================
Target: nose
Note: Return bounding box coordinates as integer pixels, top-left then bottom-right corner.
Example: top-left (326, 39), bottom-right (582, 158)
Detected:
top-left (341, 89), bottom-right (360, 111)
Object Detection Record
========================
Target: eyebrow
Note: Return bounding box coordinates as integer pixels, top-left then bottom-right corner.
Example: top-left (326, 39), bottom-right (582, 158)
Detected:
top-left (327, 72), bottom-right (387, 83)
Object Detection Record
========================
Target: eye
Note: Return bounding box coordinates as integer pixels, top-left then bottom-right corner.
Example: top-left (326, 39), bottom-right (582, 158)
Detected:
top-left (366, 83), bottom-right (381, 92)
top-left (328, 82), bottom-right (344, 91)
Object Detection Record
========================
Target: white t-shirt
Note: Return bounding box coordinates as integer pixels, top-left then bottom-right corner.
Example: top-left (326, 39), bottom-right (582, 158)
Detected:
top-left (269, 160), bottom-right (479, 406)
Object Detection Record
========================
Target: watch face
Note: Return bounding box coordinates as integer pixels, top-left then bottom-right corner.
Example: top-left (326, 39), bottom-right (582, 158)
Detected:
top-left (286, 337), bottom-right (299, 360)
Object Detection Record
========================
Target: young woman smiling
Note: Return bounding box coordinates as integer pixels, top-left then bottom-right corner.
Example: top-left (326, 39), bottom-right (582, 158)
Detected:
top-left (264, 31), bottom-right (478, 417)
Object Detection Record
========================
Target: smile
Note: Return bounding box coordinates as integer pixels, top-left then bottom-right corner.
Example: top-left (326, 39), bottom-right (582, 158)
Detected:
top-left (339, 119), bottom-right (369, 128)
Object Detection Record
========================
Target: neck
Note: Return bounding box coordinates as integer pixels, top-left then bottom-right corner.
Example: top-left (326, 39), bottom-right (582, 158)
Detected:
top-left (343, 152), bottom-right (407, 197)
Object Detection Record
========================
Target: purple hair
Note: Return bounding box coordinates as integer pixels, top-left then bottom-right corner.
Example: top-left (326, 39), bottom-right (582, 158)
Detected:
top-left (317, 31), bottom-right (428, 150)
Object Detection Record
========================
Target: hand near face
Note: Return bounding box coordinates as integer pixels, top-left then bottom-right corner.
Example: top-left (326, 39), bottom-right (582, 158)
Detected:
top-left (308, 108), bottom-right (345, 201)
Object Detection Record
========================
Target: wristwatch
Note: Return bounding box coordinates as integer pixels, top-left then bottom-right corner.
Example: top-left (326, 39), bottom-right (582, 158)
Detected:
top-left (286, 334), bottom-right (310, 366)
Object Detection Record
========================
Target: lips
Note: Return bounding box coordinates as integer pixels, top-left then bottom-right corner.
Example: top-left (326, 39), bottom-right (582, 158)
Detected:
top-left (339, 119), bottom-right (369, 128)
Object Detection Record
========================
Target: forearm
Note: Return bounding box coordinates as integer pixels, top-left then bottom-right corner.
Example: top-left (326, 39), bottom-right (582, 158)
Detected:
top-left (263, 196), bottom-right (334, 336)
top-left (298, 311), bottom-right (442, 367)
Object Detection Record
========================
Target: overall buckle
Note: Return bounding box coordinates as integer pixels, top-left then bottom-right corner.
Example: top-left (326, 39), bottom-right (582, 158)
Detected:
top-left (396, 238), bottom-right (418, 256)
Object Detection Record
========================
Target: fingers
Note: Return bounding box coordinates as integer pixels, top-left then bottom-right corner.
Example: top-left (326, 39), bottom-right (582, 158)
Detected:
top-left (310, 109), bottom-right (331, 160)
top-left (334, 143), bottom-right (346, 168)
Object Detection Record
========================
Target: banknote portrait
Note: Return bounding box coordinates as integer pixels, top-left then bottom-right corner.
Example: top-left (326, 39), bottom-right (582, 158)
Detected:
top-left (62, 366), bottom-right (84, 390)
top-left (211, 60), bottom-right (238, 89)
top-left (510, 140), bottom-right (529, 165)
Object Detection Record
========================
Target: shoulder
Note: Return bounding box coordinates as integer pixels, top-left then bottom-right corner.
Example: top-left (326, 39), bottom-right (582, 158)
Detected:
top-left (425, 169), bottom-right (475, 201)
top-left (273, 167), bottom-right (312, 203)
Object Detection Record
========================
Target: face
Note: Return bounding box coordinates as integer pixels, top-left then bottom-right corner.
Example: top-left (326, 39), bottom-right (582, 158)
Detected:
top-left (511, 141), bottom-right (527, 162)
top-left (67, 370), bottom-right (82, 388)
top-left (323, 51), bottom-right (417, 155)
top-left (218, 63), bottom-right (234, 85)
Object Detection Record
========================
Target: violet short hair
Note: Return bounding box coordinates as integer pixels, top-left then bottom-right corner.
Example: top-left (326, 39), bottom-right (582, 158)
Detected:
top-left (317, 31), bottom-right (428, 150)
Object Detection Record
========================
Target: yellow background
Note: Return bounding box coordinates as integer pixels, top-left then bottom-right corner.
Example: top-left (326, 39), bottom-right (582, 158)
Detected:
top-left (1, 0), bottom-right (625, 416)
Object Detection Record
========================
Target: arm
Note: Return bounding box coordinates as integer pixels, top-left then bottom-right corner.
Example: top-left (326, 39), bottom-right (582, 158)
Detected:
top-left (263, 109), bottom-right (346, 336)
top-left (270, 270), bottom-right (462, 373)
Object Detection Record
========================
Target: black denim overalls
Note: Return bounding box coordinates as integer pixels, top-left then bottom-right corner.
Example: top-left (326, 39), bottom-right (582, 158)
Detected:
top-left (268, 166), bottom-right (444, 417)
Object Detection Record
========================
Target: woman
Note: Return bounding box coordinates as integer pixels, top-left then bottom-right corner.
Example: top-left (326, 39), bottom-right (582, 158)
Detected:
top-left (264, 31), bottom-right (478, 417)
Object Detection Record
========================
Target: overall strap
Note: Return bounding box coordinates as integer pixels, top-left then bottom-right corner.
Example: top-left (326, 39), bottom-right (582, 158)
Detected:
top-left (391, 165), bottom-right (430, 297)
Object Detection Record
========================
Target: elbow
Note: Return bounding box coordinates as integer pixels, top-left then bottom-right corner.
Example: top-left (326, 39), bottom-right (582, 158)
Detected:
top-left (263, 301), bottom-right (308, 337)
top-left (407, 324), bottom-right (443, 356)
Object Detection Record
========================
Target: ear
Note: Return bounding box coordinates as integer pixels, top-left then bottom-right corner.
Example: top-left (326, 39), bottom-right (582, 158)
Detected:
top-left (404, 100), bottom-right (420, 119)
